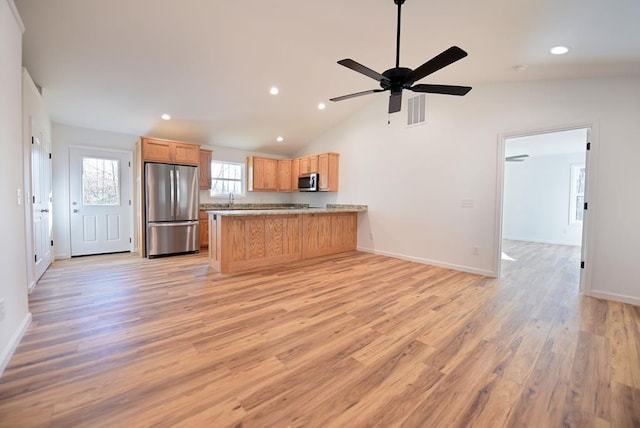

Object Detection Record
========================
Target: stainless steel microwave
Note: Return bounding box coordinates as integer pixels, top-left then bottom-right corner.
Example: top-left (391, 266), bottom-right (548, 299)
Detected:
top-left (298, 172), bottom-right (319, 192)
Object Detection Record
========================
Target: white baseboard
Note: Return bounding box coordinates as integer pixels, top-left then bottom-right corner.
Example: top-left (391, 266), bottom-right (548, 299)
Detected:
top-left (586, 290), bottom-right (640, 306)
top-left (357, 246), bottom-right (496, 277)
top-left (0, 312), bottom-right (32, 377)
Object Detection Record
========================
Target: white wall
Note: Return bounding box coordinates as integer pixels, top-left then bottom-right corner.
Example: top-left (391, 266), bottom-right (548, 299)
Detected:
top-left (503, 152), bottom-right (585, 246)
top-left (294, 76), bottom-right (640, 305)
top-left (0, 0), bottom-right (30, 375)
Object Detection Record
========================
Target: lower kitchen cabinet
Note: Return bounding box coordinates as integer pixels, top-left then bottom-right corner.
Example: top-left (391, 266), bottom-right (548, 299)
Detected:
top-left (199, 210), bottom-right (208, 248)
top-left (302, 212), bottom-right (356, 259)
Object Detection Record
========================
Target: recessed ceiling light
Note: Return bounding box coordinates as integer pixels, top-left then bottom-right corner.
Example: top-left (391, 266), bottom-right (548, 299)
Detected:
top-left (270, 86), bottom-right (279, 95)
top-left (513, 65), bottom-right (528, 72)
top-left (276, 136), bottom-right (284, 142)
top-left (161, 114), bottom-right (171, 120)
top-left (550, 46), bottom-right (569, 55)
top-left (318, 102), bottom-right (326, 110)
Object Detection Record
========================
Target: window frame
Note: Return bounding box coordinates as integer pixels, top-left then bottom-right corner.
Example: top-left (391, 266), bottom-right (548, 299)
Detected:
top-left (209, 160), bottom-right (246, 198)
top-left (569, 163), bottom-right (585, 225)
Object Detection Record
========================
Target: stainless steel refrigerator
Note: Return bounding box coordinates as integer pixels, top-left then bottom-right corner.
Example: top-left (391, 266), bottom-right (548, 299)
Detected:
top-left (145, 162), bottom-right (199, 257)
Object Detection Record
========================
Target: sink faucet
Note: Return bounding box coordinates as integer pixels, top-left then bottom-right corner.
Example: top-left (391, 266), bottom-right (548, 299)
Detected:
top-left (229, 192), bottom-right (234, 207)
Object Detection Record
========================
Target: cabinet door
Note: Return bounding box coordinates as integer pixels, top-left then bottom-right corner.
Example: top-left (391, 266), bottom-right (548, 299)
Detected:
top-left (300, 155), bottom-right (319, 174)
top-left (142, 138), bottom-right (172, 163)
top-left (318, 153), bottom-right (339, 192)
top-left (253, 157), bottom-right (278, 190)
top-left (173, 142), bottom-right (200, 166)
top-left (199, 149), bottom-right (212, 190)
top-left (291, 158), bottom-right (300, 190)
top-left (199, 211), bottom-right (209, 248)
top-left (278, 159), bottom-right (292, 192)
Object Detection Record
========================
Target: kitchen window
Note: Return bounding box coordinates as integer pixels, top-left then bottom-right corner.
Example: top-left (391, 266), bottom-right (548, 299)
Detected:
top-left (569, 163), bottom-right (585, 224)
top-left (210, 161), bottom-right (245, 197)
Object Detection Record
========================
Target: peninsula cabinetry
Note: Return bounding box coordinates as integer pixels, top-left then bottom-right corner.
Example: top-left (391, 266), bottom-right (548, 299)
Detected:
top-left (208, 210), bottom-right (358, 274)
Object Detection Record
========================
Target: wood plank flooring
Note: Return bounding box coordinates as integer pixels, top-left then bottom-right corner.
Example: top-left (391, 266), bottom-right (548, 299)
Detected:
top-left (1, 240), bottom-right (639, 427)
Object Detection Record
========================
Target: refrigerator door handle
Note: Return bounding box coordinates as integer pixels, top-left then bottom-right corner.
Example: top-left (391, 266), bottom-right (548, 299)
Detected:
top-left (169, 168), bottom-right (175, 218)
top-left (175, 169), bottom-right (181, 218)
top-left (149, 221), bottom-right (198, 227)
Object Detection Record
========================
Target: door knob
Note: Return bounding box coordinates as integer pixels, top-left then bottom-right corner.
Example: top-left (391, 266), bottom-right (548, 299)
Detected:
top-left (73, 209), bottom-right (79, 213)
top-left (41, 209), bottom-right (49, 213)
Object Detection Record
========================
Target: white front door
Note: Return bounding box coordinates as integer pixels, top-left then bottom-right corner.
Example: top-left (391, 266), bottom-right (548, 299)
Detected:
top-left (69, 148), bottom-right (132, 256)
top-left (32, 132), bottom-right (52, 280)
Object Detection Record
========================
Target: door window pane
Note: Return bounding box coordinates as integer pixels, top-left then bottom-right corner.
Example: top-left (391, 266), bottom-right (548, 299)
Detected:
top-left (82, 157), bottom-right (120, 205)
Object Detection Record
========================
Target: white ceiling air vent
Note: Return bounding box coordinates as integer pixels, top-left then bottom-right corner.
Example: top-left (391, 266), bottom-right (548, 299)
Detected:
top-left (407, 94), bottom-right (426, 127)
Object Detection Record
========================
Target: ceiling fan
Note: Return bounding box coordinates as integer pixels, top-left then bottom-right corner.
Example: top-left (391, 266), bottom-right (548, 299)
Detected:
top-left (505, 154), bottom-right (530, 162)
top-left (330, 0), bottom-right (472, 114)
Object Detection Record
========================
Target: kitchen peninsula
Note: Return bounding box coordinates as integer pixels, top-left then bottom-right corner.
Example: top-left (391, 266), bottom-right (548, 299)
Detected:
top-left (207, 205), bottom-right (367, 274)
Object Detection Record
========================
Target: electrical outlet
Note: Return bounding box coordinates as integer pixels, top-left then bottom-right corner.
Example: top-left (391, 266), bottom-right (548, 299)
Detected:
top-left (472, 246), bottom-right (479, 256)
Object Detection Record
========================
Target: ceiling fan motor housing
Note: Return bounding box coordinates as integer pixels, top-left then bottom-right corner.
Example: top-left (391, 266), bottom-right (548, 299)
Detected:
top-left (381, 67), bottom-right (413, 92)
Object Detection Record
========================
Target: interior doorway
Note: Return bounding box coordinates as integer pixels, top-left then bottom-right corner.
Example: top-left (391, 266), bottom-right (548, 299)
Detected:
top-left (498, 126), bottom-right (590, 290)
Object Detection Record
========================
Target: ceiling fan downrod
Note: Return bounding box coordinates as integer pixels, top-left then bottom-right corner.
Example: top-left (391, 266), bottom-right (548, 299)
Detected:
top-left (394, 0), bottom-right (405, 68)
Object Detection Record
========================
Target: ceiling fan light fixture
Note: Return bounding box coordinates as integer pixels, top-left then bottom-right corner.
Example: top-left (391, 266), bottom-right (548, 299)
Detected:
top-left (550, 46), bottom-right (569, 55)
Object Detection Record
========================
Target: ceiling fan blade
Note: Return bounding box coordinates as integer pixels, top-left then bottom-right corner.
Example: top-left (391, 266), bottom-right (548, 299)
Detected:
top-left (406, 46), bottom-right (468, 84)
top-left (330, 89), bottom-right (385, 102)
top-left (337, 59), bottom-right (389, 83)
top-left (409, 84), bottom-right (472, 96)
top-left (389, 91), bottom-right (402, 113)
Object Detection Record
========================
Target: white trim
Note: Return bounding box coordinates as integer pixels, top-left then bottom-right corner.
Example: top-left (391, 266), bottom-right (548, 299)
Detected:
top-left (0, 313), bottom-right (32, 377)
top-left (357, 246), bottom-right (495, 277)
top-left (5, 0), bottom-right (25, 33)
top-left (586, 290), bottom-right (640, 307)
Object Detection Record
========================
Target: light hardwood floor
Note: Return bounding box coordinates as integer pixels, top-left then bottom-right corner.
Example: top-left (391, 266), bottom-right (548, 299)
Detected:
top-left (0, 241), bottom-right (639, 427)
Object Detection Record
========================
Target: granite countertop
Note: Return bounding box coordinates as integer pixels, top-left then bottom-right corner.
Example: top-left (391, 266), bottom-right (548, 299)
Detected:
top-left (205, 204), bottom-right (367, 216)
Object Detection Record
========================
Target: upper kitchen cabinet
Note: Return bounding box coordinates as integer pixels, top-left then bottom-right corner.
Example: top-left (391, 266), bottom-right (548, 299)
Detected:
top-left (318, 153), bottom-right (339, 192)
top-left (278, 159), bottom-right (293, 192)
top-left (299, 155), bottom-right (318, 174)
top-left (199, 149), bottom-right (212, 190)
top-left (140, 137), bottom-right (200, 166)
top-left (291, 158), bottom-right (300, 191)
top-left (247, 156), bottom-right (278, 191)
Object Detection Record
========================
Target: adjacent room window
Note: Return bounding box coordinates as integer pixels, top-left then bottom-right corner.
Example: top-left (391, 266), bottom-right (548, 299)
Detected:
top-left (210, 160), bottom-right (245, 197)
top-left (569, 163), bottom-right (585, 223)
top-left (82, 157), bottom-right (120, 205)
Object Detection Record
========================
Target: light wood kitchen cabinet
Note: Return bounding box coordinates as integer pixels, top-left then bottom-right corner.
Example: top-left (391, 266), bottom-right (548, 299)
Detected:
top-left (302, 212), bottom-right (356, 259)
top-left (199, 210), bottom-right (208, 248)
top-left (300, 155), bottom-right (318, 174)
top-left (248, 156), bottom-right (278, 191)
top-left (318, 153), bottom-right (339, 192)
top-left (199, 149), bottom-right (212, 190)
top-left (278, 159), bottom-right (293, 192)
top-left (140, 137), bottom-right (200, 166)
top-left (291, 157), bottom-right (300, 190)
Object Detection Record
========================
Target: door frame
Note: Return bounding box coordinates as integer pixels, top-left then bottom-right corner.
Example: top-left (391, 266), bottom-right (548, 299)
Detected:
top-left (493, 121), bottom-right (599, 295)
top-left (67, 145), bottom-right (135, 256)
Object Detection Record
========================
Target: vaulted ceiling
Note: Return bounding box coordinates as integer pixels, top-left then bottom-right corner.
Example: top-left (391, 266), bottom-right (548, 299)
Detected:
top-left (15, 0), bottom-right (640, 155)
